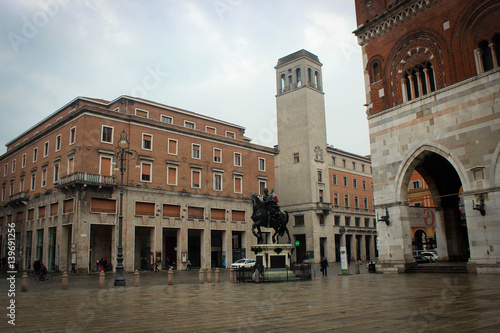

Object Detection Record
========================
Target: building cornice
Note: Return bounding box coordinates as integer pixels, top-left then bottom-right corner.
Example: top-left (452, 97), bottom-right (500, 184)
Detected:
top-left (353, 0), bottom-right (439, 46)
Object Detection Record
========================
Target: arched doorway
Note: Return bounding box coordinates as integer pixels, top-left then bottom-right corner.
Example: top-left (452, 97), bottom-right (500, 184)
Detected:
top-left (413, 229), bottom-right (427, 252)
top-left (402, 151), bottom-right (470, 262)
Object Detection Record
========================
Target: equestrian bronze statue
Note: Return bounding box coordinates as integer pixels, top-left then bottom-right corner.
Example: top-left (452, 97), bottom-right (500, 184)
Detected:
top-left (251, 189), bottom-right (291, 244)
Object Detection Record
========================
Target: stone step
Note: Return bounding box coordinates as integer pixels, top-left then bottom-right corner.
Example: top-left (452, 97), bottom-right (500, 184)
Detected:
top-left (407, 264), bottom-right (468, 274)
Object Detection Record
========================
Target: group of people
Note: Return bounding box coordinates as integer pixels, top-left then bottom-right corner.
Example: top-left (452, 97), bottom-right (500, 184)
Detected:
top-left (96, 258), bottom-right (108, 272)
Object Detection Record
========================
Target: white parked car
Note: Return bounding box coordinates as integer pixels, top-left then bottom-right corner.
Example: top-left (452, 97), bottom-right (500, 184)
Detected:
top-left (420, 252), bottom-right (438, 262)
top-left (231, 258), bottom-right (256, 269)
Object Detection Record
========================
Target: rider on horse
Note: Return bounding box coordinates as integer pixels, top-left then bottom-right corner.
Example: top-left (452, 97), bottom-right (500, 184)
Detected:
top-left (262, 188), bottom-right (280, 228)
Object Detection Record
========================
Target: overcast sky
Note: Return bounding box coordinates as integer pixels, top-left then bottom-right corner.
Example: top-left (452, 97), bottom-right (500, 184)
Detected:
top-left (0, 0), bottom-right (370, 157)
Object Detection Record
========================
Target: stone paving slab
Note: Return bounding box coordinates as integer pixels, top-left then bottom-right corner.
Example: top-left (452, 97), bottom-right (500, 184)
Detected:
top-left (1, 268), bottom-right (499, 332)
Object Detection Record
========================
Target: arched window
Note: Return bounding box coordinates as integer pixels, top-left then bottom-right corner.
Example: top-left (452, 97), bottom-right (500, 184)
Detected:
top-left (280, 74), bottom-right (286, 93)
top-left (494, 34), bottom-right (500, 67)
top-left (296, 68), bottom-right (302, 87)
top-left (308, 68), bottom-right (312, 83)
top-left (402, 61), bottom-right (436, 102)
top-left (479, 40), bottom-right (494, 72)
top-left (372, 62), bottom-right (381, 82)
top-left (314, 71), bottom-right (319, 89)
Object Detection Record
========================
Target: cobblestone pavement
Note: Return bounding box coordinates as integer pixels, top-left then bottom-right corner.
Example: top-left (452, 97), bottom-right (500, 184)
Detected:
top-left (1, 265), bottom-right (500, 332)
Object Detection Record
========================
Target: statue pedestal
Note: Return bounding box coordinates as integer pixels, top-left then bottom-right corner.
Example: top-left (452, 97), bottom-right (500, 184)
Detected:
top-left (251, 244), bottom-right (294, 269)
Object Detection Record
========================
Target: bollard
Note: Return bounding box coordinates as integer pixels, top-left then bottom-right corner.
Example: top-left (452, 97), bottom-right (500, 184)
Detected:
top-left (98, 271), bottom-right (105, 289)
top-left (215, 268), bottom-right (220, 283)
top-left (62, 271), bottom-right (69, 290)
top-left (355, 261), bottom-right (360, 274)
top-left (206, 269), bottom-right (212, 283)
top-left (134, 270), bottom-right (140, 287)
top-left (230, 268), bottom-right (235, 283)
top-left (21, 272), bottom-right (28, 292)
top-left (255, 269), bottom-right (260, 283)
top-left (199, 269), bottom-right (205, 284)
top-left (168, 268), bottom-right (174, 285)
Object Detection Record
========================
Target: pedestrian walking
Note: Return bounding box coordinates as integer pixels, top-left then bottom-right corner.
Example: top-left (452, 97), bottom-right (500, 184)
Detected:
top-left (320, 257), bottom-right (329, 277)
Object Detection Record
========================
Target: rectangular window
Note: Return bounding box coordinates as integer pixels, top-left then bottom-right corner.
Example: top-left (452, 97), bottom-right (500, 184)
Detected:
top-left (141, 162), bottom-right (152, 182)
top-left (135, 201), bottom-right (155, 216)
top-left (91, 198), bottom-right (116, 213)
top-left (184, 121), bottom-right (195, 129)
top-left (334, 215), bottom-right (341, 226)
top-left (342, 159), bottom-right (346, 168)
top-left (43, 141), bottom-right (49, 157)
top-left (41, 169), bottom-right (47, 188)
top-left (332, 174), bottom-right (337, 185)
top-left (12, 159), bottom-right (16, 173)
top-left (319, 189), bottom-right (324, 202)
top-left (364, 197), bottom-right (368, 210)
top-left (70, 127), bottom-right (76, 145)
top-left (55, 134), bottom-right (62, 152)
top-left (31, 173), bottom-right (36, 191)
top-left (191, 169), bottom-right (201, 188)
top-left (63, 198), bottom-right (74, 214)
top-left (136, 109), bottom-right (149, 118)
top-left (354, 196), bottom-right (359, 209)
top-left (20, 177), bottom-right (25, 192)
top-left (344, 194), bottom-right (349, 209)
top-left (231, 210), bottom-right (245, 222)
top-left (2, 186), bottom-right (5, 201)
top-left (206, 126), bottom-right (216, 134)
top-left (188, 206), bottom-right (204, 219)
top-left (317, 170), bottom-right (322, 182)
top-left (258, 158), bottom-right (266, 171)
top-left (343, 176), bottom-right (348, 187)
top-left (352, 162), bottom-right (356, 170)
top-left (39, 205), bottom-right (46, 219)
top-left (345, 216), bottom-right (351, 226)
top-left (214, 173), bottom-right (223, 191)
top-left (163, 204), bottom-right (181, 218)
top-left (210, 208), bottom-right (225, 221)
top-left (9, 183), bottom-right (13, 196)
top-left (53, 163), bottom-right (60, 183)
top-left (259, 180), bottom-right (267, 194)
top-left (353, 178), bottom-right (357, 189)
top-left (168, 139), bottom-right (178, 155)
top-left (33, 147), bottom-right (38, 162)
top-left (293, 153), bottom-right (300, 163)
top-left (225, 131), bottom-right (235, 138)
top-left (362, 164), bottom-right (365, 173)
top-left (28, 208), bottom-right (35, 221)
top-left (234, 175), bottom-right (242, 193)
top-left (234, 153), bottom-right (242, 167)
top-left (22, 154), bottom-right (26, 168)
top-left (50, 202), bottom-right (59, 216)
top-left (355, 217), bottom-right (361, 227)
top-left (167, 166), bottom-right (177, 186)
top-left (213, 148), bottom-right (222, 163)
top-left (295, 215), bottom-right (305, 226)
top-left (161, 115), bottom-right (173, 124)
top-left (333, 193), bottom-right (339, 207)
top-left (102, 126), bottom-right (114, 143)
top-left (68, 157), bottom-right (75, 174)
top-left (3, 164), bottom-right (7, 176)
top-left (364, 218), bottom-right (370, 227)
top-left (332, 156), bottom-right (336, 165)
top-left (363, 180), bottom-right (367, 190)
top-left (99, 156), bottom-right (113, 176)
top-left (142, 133), bottom-right (152, 150)
top-left (192, 144), bottom-right (201, 159)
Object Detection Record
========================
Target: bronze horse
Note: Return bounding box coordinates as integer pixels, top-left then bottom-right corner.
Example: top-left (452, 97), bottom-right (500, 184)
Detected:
top-left (251, 193), bottom-right (291, 244)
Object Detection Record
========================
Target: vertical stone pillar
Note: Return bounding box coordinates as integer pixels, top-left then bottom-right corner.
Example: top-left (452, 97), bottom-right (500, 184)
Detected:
top-left (202, 228), bottom-right (210, 270)
top-left (474, 48), bottom-right (484, 74)
top-left (206, 268), bottom-right (212, 283)
top-left (423, 68), bottom-right (432, 93)
top-left (408, 74), bottom-right (416, 100)
top-left (179, 227), bottom-right (188, 271)
top-left (98, 271), bottom-right (105, 289)
top-left (215, 268), bottom-right (220, 283)
top-left (62, 271), bottom-right (69, 290)
top-left (168, 268), bottom-right (174, 285)
top-left (225, 231), bottom-right (233, 268)
top-left (134, 269), bottom-right (140, 287)
top-left (401, 78), bottom-right (409, 102)
top-left (230, 268), bottom-right (235, 283)
top-left (21, 272), bottom-right (28, 292)
top-left (416, 71), bottom-right (423, 96)
top-left (490, 43), bottom-right (499, 68)
top-left (198, 269), bottom-right (204, 284)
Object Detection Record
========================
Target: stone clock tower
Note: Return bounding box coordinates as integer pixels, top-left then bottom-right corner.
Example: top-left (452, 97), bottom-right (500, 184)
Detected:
top-left (275, 49), bottom-right (330, 262)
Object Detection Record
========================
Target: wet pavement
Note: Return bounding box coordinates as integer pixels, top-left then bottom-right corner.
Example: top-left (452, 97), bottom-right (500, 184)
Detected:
top-left (1, 263), bottom-right (499, 332)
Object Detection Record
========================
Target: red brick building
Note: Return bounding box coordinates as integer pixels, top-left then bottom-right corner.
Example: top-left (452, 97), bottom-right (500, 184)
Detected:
top-left (0, 95), bottom-right (274, 273)
top-left (354, 0), bottom-right (500, 273)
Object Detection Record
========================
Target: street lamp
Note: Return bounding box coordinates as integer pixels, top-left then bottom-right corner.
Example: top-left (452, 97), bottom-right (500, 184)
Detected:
top-left (113, 130), bottom-right (139, 286)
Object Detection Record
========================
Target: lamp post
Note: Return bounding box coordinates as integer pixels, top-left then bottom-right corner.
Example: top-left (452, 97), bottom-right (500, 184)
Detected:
top-left (114, 130), bottom-right (139, 286)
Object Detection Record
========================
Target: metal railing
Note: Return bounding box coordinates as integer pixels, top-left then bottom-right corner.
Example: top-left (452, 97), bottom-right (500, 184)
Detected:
top-left (234, 264), bottom-right (311, 283)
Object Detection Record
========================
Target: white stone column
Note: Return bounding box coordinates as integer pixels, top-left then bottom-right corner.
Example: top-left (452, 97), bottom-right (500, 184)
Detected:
top-left (474, 48), bottom-right (484, 74)
top-left (401, 78), bottom-right (409, 102)
top-left (423, 68), bottom-right (432, 94)
top-left (178, 227), bottom-right (187, 270)
top-left (202, 228), bottom-right (210, 269)
top-left (416, 71), bottom-right (423, 96)
top-left (489, 43), bottom-right (498, 68)
top-left (408, 74), bottom-right (416, 100)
